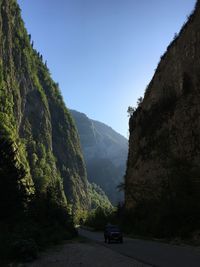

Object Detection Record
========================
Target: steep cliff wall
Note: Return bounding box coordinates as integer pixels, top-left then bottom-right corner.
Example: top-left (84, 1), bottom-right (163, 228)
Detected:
top-left (125, 1), bottom-right (200, 237)
top-left (0, 0), bottom-right (89, 226)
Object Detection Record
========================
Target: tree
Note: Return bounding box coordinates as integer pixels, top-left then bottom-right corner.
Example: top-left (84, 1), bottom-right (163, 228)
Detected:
top-left (173, 32), bottom-right (178, 40)
top-left (137, 96), bottom-right (143, 107)
top-left (127, 106), bottom-right (135, 117)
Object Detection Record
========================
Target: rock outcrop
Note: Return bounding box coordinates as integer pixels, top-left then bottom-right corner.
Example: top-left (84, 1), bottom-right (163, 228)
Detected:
top-left (125, 0), bottom-right (200, 237)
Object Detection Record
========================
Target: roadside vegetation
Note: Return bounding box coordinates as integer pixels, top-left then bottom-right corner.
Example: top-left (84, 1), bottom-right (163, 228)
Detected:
top-left (83, 199), bottom-right (200, 247)
top-left (83, 203), bottom-right (124, 231)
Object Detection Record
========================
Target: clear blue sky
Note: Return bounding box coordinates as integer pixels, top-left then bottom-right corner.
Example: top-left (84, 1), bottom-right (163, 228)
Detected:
top-left (18, 0), bottom-right (196, 137)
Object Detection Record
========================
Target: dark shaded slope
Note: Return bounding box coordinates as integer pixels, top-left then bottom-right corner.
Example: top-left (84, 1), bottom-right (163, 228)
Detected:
top-left (125, 1), bottom-right (200, 237)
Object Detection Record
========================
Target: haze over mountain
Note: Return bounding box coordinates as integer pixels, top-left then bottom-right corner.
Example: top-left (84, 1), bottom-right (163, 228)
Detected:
top-left (125, 0), bottom-right (200, 238)
top-left (70, 109), bottom-right (128, 204)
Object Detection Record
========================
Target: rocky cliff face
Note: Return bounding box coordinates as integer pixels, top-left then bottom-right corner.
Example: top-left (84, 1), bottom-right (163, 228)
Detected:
top-left (125, 1), bottom-right (200, 237)
top-left (0, 0), bottom-right (89, 224)
top-left (70, 109), bottom-right (128, 204)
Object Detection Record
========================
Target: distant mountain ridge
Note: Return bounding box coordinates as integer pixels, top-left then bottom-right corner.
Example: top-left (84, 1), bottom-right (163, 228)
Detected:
top-left (70, 109), bottom-right (128, 204)
top-left (89, 119), bottom-right (128, 166)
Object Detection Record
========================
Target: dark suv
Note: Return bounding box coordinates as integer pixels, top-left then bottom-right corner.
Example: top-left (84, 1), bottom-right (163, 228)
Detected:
top-left (104, 225), bottom-right (123, 243)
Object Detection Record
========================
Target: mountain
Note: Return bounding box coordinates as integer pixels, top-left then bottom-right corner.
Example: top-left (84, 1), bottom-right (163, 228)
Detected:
top-left (125, 0), bottom-right (200, 238)
top-left (70, 109), bottom-right (128, 204)
top-left (0, 0), bottom-right (89, 257)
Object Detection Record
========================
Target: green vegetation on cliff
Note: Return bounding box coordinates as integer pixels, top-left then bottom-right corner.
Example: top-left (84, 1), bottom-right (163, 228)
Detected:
top-left (70, 109), bottom-right (127, 204)
top-left (89, 183), bottom-right (112, 210)
top-left (0, 0), bottom-right (89, 260)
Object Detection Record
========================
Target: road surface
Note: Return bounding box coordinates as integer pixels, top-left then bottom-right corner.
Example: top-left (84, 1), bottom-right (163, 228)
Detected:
top-left (28, 241), bottom-right (149, 267)
top-left (78, 228), bottom-right (200, 267)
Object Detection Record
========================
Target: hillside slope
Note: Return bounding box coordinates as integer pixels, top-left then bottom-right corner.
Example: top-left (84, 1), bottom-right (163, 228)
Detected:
top-left (0, 0), bottom-right (89, 257)
top-left (70, 109), bottom-right (128, 204)
top-left (125, 0), bottom-right (200, 237)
